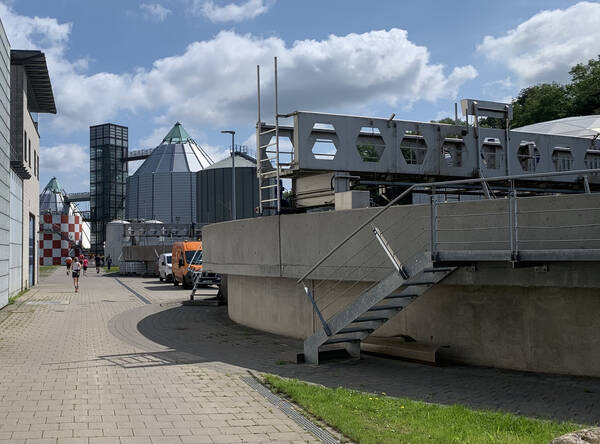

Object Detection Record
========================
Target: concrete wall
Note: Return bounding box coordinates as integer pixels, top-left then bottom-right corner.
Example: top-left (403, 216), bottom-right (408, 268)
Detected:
top-left (8, 170), bottom-right (22, 298)
top-left (204, 193), bottom-right (600, 377)
top-left (0, 20), bottom-right (9, 308)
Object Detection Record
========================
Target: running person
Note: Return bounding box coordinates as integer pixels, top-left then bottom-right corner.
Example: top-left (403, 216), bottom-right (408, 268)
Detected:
top-left (65, 256), bottom-right (72, 275)
top-left (83, 257), bottom-right (89, 276)
top-left (72, 258), bottom-right (81, 292)
top-left (95, 255), bottom-right (101, 274)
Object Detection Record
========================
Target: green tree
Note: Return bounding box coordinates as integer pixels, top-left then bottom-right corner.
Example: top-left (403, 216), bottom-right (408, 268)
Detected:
top-left (569, 56), bottom-right (600, 115)
top-left (511, 83), bottom-right (571, 128)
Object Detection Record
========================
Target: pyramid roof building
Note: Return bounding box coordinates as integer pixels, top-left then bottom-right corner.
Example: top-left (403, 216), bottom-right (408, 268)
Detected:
top-left (39, 177), bottom-right (68, 214)
top-left (132, 122), bottom-right (213, 176)
top-left (126, 122), bottom-right (214, 224)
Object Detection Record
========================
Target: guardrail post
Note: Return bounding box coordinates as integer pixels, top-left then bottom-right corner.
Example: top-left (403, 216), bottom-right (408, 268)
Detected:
top-left (430, 195), bottom-right (439, 261)
top-left (509, 189), bottom-right (519, 261)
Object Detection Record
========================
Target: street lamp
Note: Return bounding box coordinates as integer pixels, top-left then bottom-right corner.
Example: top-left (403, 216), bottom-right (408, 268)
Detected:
top-left (221, 130), bottom-right (236, 220)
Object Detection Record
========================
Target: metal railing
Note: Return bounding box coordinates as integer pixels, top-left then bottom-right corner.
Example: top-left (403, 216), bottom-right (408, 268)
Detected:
top-left (297, 168), bottom-right (600, 334)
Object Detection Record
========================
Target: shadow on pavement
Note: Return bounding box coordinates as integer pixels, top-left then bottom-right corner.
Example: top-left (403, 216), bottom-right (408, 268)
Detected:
top-left (134, 305), bottom-right (600, 424)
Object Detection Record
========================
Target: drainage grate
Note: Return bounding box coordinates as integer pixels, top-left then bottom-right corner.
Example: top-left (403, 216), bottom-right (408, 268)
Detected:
top-left (241, 375), bottom-right (340, 444)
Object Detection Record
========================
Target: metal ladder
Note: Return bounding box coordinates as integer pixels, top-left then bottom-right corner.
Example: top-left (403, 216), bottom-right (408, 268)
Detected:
top-left (256, 57), bottom-right (294, 214)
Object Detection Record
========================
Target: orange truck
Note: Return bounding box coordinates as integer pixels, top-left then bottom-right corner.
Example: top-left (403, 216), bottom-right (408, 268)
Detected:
top-left (171, 241), bottom-right (220, 289)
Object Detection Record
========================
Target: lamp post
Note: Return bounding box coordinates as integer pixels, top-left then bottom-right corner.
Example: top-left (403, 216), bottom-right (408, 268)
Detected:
top-left (221, 130), bottom-right (236, 220)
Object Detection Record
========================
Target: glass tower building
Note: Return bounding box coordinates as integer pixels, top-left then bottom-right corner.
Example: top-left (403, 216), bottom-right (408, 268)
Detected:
top-left (90, 123), bottom-right (128, 253)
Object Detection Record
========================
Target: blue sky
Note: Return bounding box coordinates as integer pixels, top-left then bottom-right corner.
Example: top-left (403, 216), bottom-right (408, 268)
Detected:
top-left (2, 0), bottom-right (599, 195)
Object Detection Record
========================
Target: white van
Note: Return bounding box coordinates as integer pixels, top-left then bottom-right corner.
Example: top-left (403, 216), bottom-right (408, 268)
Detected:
top-left (158, 253), bottom-right (173, 282)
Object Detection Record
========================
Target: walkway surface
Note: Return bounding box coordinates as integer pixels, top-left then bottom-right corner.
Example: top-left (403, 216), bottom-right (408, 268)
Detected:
top-left (0, 270), bottom-right (320, 444)
top-left (1, 269), bottom-right (599, 444)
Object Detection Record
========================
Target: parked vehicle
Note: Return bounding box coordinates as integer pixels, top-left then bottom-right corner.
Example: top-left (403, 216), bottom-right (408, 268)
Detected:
top-left (171, 241), bottom-right (220, 289)
top-left (158, 253), bottom-right (172, 282)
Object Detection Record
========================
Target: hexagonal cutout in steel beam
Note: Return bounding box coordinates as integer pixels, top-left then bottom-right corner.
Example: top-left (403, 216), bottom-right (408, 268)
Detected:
top-left (310, 122), bottom-right (338, 160)
top-left (356, 127), bottom-right (385, 162)
top-left (552, 147), bottom-right (573, 172)
top-left (481, 138), bottom-right (503, 169)
top-left (400, 131), bottom-right (427, 165)
top-left (442, 137), bottom-right (466, 168)
top-left (266, 135), bottom-right (294, 169)
top-left (584, 150), bottom-right (600, 169)
top-left (517, 140), bottom-right (540, 172)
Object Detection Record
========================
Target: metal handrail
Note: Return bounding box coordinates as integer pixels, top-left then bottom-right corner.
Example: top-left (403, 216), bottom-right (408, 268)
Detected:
top-left (297, 168), bottom-right (600, 284)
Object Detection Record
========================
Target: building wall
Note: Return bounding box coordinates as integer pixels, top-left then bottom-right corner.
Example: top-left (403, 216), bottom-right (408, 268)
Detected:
top-left (204, 193), bottom-right (600, 377)
top-left (0, 20), bottom-right (10, 308)
top-left (8, 170), bottom-right (22, 297)
top-left (21, 91), bottom-right (39, 288)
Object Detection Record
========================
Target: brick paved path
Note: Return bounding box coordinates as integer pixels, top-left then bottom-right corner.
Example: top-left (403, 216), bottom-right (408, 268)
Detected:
top-left (2, 268), bottom-right (599, 444)
top-left (114, 275), bottom-right (600, 426)
top-left (0, 270), bottom-right (320, 444)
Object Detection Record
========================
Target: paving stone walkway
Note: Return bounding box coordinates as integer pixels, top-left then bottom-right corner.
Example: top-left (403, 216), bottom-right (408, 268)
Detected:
top-left (0, 269), bottom-right (320, 444)
top-left (2, 268), bottom-right (599, 444)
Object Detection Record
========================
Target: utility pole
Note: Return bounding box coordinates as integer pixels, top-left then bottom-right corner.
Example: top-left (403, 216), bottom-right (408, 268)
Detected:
top-left (221, 130), bottom-right (236, 220)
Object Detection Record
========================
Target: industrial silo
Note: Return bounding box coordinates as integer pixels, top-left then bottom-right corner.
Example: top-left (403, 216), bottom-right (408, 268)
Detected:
top-left (197, 152), bottom-right (260, 224)
top-left (126, 122), bottom-right (213, 224)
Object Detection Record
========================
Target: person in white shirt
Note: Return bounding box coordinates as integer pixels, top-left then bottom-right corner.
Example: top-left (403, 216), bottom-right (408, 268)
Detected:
top-left (72, 258), bottom-right (82, 293)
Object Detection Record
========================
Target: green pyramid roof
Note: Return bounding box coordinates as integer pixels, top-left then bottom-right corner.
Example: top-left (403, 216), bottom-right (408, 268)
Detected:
top-left (46, 177), bottom-right (63, 193)
top-left (161, 122), bottom-right (193, 144)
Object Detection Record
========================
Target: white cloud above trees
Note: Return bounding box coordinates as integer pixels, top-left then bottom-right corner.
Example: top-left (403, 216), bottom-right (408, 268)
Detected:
top-left (477, 1), bottom-right (600, 86)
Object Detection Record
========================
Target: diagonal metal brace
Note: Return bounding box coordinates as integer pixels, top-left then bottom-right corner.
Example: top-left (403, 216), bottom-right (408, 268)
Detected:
top-left (302, 282), bottom-right (332, 336)
top-left (372, 224), bottom-right (409, 280)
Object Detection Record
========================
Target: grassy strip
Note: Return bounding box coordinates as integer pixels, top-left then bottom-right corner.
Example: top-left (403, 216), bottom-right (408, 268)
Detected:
top-left (39, 265), bottom-right (59, 276)
top-left (103, 265), bottom-right (119, 273)
top-left (263, 374), bottom-right (583, 444)
top-left (8, 288), bottom-right (29, 305)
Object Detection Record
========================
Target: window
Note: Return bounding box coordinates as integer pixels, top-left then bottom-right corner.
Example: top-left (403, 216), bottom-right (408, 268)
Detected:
top-left (28, 139), bottom-right (31, 167)
top-left (24, 130), bottom-right (27, 161)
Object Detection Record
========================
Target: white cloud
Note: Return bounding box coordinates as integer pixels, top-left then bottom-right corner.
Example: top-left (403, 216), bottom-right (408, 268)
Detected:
top-left (40, 143), bottom-right (88, 173)
top-left (1, 3), bottom-right (477, 135)
top-left (140, 3), bottom-right (172, 22)
top-left (194, 0), bottom-right (273, 22)
top-left (477, 2), bottom-right (600, 85)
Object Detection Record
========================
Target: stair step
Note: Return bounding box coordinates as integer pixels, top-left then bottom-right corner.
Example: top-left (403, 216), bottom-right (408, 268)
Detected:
top-left (368, 304), bottom-right (406, 312)
top-left (338, 326), bottom-right (375, 335)
top-left (323, 337), bottom-right (360, 345)
top-left (354, 316), bottom-right (388, 323)
top-left (384, 294), bottom-right (417, 300)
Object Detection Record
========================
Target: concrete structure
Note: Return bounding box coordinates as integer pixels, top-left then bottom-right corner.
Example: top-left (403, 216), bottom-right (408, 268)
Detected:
top-left (105, 219), bottom-right (201, 275)
top-left (197, 152), bottom-right (259, 224)
top-left (203, 192), bottom-right (600, 377)
top-left (90, 123), bottom-right (128, 254)
top-left (126, 122), bottom-right (213, 224)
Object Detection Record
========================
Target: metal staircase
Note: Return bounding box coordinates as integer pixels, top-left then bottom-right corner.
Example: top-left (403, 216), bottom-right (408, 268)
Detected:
top-left (298, 168), bottom-right (600, 365)
top-left (302, 251), bottom-right (454, 364)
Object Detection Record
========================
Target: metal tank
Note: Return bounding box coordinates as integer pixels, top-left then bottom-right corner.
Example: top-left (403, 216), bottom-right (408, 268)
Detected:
top-left (196, 152), bottom-right (260, 224)
top-left (126, 122), bottom-right (213, 224)
top-left (105, 220), bottom-right (130, 264)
